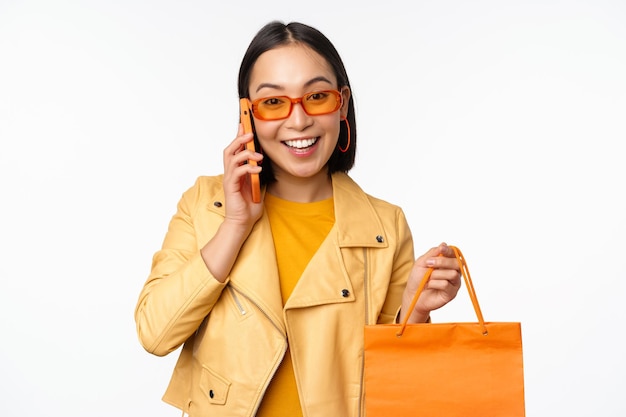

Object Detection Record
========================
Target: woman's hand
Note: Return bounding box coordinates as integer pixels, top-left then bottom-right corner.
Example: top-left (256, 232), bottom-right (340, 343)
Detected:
top-left (199, 125), bottom-right (264, 282)
top-left (400, 243), bottom-right (462, 324)
top-left (222, 123), bottom-right (264, 227)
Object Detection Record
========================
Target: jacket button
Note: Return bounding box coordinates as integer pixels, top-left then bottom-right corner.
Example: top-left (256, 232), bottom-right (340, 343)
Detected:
top-left (209, 389), bottom-right (214, 398)
top-left (342, 289), bottom-right (350, 297)
top-left (376, 235), bottom-right (384, 243)
top-left (214, 201), bottom-right (223, 208)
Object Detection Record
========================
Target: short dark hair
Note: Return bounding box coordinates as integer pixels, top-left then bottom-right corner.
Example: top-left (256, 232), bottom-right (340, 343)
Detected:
top-left (238, 21), bottom-right (357, 185)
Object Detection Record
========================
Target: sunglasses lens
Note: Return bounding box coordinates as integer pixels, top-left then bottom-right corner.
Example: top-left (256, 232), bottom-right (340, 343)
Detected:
top-left (253, 97), bottom-right (291, 120)
top-left (302, 91), bottom-right (341, 116)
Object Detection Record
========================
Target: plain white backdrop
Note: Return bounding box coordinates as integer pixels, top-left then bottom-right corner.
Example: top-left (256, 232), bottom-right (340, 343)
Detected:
top-left (1, 0), bottom-right (625, 416)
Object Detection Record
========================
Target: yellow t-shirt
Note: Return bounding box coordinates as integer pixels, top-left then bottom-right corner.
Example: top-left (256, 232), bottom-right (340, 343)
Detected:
top-left (256, 193), bottom-right (335, 417)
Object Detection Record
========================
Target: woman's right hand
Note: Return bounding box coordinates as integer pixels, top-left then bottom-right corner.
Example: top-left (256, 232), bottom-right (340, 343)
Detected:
top-left (199, 124), bottom-right (264, 283)
top-left (221, 123), bottom-right (264, 228)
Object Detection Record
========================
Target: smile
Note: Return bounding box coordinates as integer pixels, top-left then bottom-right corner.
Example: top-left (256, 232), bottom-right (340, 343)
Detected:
top-left (283, 137), bottom-right (319, 149)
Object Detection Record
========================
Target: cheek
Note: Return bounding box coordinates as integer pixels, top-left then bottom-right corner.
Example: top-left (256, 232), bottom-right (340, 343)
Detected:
top-left (323, 117), bottom-right (341, 142)
top-left (253, 121), bottom-right (279, 145)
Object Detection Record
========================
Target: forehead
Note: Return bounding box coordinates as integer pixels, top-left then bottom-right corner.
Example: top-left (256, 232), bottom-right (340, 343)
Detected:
top-left (249, 44), bottom-right (337, 95)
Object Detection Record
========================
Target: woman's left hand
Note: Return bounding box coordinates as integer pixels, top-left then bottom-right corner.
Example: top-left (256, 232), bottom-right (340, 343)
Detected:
top-left (400, 243), bottom-right (462, 324)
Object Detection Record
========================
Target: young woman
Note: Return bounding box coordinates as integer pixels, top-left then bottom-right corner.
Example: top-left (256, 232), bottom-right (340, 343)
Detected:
top-left (135, 21), bottom-right (461, 417)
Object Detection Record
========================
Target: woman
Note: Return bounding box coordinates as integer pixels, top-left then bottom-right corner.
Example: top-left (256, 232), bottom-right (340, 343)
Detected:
top-left (135, 20), bottom-right (461, 417)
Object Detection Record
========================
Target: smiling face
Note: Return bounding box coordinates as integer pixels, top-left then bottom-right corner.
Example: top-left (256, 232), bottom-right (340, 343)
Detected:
top-left (248, 44), bottom-right (350, 191)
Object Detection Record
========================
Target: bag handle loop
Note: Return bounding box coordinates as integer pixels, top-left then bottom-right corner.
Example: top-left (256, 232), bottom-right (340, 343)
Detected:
top-left (397, 246), bottom-right (488, 337)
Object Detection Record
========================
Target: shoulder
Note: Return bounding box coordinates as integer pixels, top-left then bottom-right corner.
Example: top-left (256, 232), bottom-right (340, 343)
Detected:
top-left (182, 175), bottom-right (224, 198)
top-left (332, 173), bottom-right (411, 245)
top-left (365, 191), bottom-right (410, 235)
top-left (333, 172), bottom-right (405, 216)
top-left (176, 175), bottom-right (225, 214)
top-left (365, 191), bottom-right (404, 215)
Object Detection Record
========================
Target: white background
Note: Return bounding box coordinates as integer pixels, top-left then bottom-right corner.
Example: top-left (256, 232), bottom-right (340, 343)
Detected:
top-left (1, 0), bottom-right (625, 416)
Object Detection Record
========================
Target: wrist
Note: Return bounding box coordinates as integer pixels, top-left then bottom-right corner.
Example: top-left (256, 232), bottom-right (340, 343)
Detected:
top-left (222, 217), bottom-right (255, 237)
top-left (398, 303), bottom-right (431, 324)
top-left (408, 310), bottom-right (430, 324)
top-left (201, 219), bottom-right (254, 282)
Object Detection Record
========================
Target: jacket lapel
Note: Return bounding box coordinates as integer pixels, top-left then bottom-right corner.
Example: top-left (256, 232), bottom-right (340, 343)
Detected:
top-left (332, 173), bottom-right (389, 249)
top-left (285, 173), bottom-right (389, 309)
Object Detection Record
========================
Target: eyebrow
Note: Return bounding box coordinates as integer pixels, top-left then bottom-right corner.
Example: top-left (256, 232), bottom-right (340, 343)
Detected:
top-left (254, 76), bottom-right (334, 93)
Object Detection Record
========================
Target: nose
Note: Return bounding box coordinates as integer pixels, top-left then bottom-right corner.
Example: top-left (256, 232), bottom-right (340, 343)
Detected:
top-left (286, 101), bottom-right (313, 130)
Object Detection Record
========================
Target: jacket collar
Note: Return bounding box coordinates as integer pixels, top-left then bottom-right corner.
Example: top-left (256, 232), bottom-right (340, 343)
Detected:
top-left (206, 173), bottom-right (389, 249)
top-left (331, 172), bottom-right (389, 249)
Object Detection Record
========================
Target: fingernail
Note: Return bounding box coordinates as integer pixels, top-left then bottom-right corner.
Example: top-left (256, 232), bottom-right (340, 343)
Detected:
top-left (426, 259), bottom-right (435, 267)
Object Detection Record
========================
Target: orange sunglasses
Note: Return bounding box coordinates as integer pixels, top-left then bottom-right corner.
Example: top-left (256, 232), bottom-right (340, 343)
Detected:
top-left (249, 90), bottom-right (343, 121)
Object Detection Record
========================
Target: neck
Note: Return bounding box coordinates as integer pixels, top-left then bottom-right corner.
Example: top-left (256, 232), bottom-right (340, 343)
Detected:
top-left (267, 171), bottom-right (333, 203)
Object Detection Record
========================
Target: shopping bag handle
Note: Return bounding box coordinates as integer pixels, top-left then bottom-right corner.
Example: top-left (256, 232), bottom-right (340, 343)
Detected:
top-left (397, 246), bottom-right (488, 337)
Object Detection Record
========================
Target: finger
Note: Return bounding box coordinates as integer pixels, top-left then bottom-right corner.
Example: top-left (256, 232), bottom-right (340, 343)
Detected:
top-left (424, 278), bottom-right (455, 292)
top-left (224, 139), bottom-right (243, 161)
top-left (223, 164), bottom-right (262, 196)
top-left (436, 242), bottom-right (459, 258)
top-left (425, 255), bottom-right (459, 270)
top-left (236, 149), bottom-right (263, 167)
top-left (429, 268), bottom-right (461, 284)
top-left (417, 245), bottom-right (444, 263)
top-left (424, 277), bottom-right (461, 300)
top-left (226, 156), bottom-right (263, 184)
top-left (224, 133), bottom-right (256, 162)
top-left (235, 133), bottom-right (255, 152)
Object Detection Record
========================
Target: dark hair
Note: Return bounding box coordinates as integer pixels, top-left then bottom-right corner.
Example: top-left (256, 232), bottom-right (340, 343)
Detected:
top-left (238, 21), bottom-right (357, 185)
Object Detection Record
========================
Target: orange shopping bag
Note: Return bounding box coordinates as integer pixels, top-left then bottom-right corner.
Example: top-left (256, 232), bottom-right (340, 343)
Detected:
top-left (364, 246), bottom-right (525, 417)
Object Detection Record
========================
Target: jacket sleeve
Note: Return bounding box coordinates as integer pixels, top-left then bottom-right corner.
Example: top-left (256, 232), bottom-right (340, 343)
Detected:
top-left (377, 207), bottom-right (415, 324)
top-left (134, 177), bottom-right (227, 356)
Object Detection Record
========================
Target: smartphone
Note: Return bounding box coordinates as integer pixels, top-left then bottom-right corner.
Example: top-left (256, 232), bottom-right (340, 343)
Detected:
top-left (239, 98), bottom-right (261, 203)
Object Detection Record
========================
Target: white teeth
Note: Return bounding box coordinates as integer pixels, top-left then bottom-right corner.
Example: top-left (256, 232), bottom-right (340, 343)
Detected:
top-left (284, 138), bottom-right (317, 149)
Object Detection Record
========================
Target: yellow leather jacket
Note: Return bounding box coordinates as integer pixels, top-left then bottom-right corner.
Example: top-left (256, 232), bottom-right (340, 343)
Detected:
top-left (135, 172), bottom-right (415, 417)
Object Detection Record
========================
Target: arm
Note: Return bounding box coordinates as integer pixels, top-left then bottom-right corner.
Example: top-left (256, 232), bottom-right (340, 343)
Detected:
top-left (134, 178), bottom-right (230, 356)
top-left (135, 126), bottom-right (264, 356)
top-left (377, 208), bottom-right (415, 324)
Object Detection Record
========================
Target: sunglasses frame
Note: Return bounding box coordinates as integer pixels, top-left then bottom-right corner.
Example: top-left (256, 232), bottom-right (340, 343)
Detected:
top-left (249, 89), bottom-right (343, 121)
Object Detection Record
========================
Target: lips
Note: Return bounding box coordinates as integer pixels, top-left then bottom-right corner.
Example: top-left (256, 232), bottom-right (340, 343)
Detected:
top-left (283, 137), bottom-right (319, 149)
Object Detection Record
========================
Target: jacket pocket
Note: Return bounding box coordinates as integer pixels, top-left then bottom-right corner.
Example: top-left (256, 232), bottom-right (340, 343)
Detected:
top-left (199, 365), bottom-right (231, 405)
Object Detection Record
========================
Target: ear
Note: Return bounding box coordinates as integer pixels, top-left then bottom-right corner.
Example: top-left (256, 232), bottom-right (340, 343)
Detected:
top-left (340, 86), bottom-right (351, 119)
